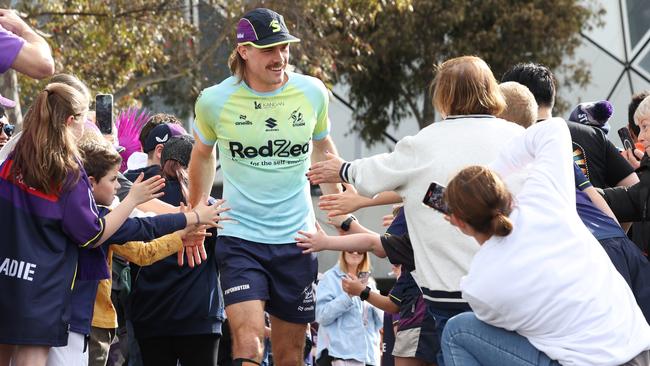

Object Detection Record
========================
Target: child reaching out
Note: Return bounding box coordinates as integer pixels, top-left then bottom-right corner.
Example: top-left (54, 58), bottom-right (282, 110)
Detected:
top-left (47, 138), bottom-right (229, 366)
top-left (0, 83), bottom-right (170, 366)
top-left (297, 208), bottom-right (436, 366)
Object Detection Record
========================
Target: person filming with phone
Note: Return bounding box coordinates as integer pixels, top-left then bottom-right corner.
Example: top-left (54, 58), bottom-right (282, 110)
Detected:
top-left (315, 251), bottom-right (383, 366)
top-left (603, 95), bottom-right (650, 252)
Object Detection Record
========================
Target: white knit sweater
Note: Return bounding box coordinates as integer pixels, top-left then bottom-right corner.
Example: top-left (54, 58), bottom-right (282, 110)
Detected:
top-left (344, 115), bottom-right (525, 306)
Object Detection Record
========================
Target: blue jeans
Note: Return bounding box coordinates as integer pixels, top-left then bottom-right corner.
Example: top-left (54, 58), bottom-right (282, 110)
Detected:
top-left (441, 312), bottom-right (560, 366)
top-left (426, 303), bottom-right (471, 366)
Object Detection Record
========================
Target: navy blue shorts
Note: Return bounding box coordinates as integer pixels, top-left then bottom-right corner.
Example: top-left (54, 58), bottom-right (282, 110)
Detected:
top-left (216, 235), bottom-right (318, 323)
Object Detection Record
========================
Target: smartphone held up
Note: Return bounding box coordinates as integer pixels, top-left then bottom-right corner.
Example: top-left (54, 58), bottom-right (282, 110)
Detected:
top-left (618, 127), bottom-right (635, 153)
top-left (423, 182), bottom-right (449, 215)
top-left (95, 94), bottom-right (113, 135)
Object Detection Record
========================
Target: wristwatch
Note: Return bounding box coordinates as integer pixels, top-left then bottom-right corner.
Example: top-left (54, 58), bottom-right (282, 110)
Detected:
top-left (340, 215), bottom-right (357, 232)
top-left (359, 286), bottom-right (371, 301)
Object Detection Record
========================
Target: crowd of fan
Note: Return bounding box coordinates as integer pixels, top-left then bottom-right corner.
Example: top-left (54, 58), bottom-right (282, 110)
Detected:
top-left (2, 6), bottom-right (650, 366)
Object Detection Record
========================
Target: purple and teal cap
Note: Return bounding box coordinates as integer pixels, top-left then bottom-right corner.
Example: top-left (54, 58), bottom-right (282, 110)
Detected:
top-left (236, 8), bottom-right (300, 48)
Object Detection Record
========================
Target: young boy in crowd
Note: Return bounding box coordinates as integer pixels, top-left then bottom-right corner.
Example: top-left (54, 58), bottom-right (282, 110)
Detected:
top-left (81, 140), bottom-right (222, 366)
top-left (47, 139), bottom-right (227, 366)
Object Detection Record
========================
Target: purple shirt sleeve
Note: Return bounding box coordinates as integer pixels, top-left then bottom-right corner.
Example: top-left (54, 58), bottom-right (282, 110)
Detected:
top-left (61, 173), bottom-right (105, 248)
top-left (0, 25), bottom-right (25, 73)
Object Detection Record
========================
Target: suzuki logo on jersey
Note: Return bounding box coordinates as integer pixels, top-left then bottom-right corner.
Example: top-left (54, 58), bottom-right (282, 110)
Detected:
top-left (229, 139), bottom-right (310, 158)
top-left (290, 108), bottom-right (305, 127)
top-left (265, 118), bottom-right (278, 130)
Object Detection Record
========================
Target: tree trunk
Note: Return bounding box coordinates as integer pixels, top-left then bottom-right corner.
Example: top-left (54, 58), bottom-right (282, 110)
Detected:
top-left (419, 88), bottom-right (434, 130)
top-left (1, 71), bottom-right (24, 130)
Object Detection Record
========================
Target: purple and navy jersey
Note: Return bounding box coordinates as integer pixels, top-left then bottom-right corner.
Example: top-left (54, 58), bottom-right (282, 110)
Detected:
top-left (0, 159), bottom-right (105, 346)
top-left (573, 163), bottom-right (625, 241)
top-left (69, 206), bottom-right (188, 336)
top-left (388, 271), bottom-right (427, 331)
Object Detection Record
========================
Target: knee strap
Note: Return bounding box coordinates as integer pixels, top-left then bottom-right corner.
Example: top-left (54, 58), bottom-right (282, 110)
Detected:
top-left (232, 358), bottom-right (261, 366)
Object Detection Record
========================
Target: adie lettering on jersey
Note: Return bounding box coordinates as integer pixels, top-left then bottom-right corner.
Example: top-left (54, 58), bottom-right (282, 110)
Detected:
top-left (0, 257), bottom-right (37, 282)
top-left (229, 139), bottom-right (310, 158)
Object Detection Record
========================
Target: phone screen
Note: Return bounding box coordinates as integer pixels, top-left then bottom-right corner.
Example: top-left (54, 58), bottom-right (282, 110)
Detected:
top-left (422, 182), bottom-right (449, 214)
top-left (95, 94), bottom-right (113, 135)
top-left (618, 127), bottom-right (635, 152)
top-left (357, 271), bottom-right (370, 285)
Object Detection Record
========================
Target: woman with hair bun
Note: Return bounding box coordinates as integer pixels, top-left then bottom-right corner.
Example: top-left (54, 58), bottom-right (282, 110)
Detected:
top-left (441, 118), bottom-right (650, 366)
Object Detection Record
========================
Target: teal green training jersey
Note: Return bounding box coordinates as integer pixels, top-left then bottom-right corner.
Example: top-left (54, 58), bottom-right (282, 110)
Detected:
top-left (193, 71), bottom-right (330, 243)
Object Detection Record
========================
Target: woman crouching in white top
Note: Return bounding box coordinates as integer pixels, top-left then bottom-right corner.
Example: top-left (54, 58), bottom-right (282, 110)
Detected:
top-left (440, 118), bottom-right (650, 366)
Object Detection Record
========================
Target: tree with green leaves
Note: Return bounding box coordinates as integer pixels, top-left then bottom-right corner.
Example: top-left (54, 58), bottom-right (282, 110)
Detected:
top-left (2, 0), bottom-right (603, 143)
top-left (3, 0), bottom-right (248, 126)
top-left (267, 0), bottom-right (603, 143)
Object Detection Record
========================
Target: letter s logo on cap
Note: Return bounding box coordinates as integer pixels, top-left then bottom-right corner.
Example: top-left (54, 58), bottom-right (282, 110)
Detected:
top-left (269, 19), bottom-right (281, 33)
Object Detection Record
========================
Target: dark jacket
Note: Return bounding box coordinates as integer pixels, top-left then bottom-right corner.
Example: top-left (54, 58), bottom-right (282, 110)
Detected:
top-left (125, 165), bottom-right (185, 206)
top-left (125, 166), bottom-right (224, 339)
top-left (603, 155), bottom-right (650, 252)
top-left (567, 121), bottom-right (635, 189)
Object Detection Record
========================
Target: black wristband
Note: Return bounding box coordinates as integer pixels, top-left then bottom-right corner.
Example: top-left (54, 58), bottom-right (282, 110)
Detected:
top-left (359, 286), bottom-right (371, 301)
top-left (340, 215), bottom-right (357, 232)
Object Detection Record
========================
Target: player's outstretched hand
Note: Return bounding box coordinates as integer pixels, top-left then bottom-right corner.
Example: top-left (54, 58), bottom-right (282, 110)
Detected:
top-left (192, 195), bottom-right (231, 228)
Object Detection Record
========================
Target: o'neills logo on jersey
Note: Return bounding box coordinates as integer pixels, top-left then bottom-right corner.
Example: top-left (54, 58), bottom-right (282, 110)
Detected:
top-left (229, 139), bottom-right (310, 158)
top-left (254, 100), bottom-right (285, 110)
top-left (235, 114), bottom-right (253, 126)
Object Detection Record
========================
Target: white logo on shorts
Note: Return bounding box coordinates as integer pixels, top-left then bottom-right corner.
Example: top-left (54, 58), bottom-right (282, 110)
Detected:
top-left (297, 305), bottom-right (314, 312)
top-left (301, 285), bottom-right (314, 304)
top-left (224, 284), bottom-right (250, 295)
